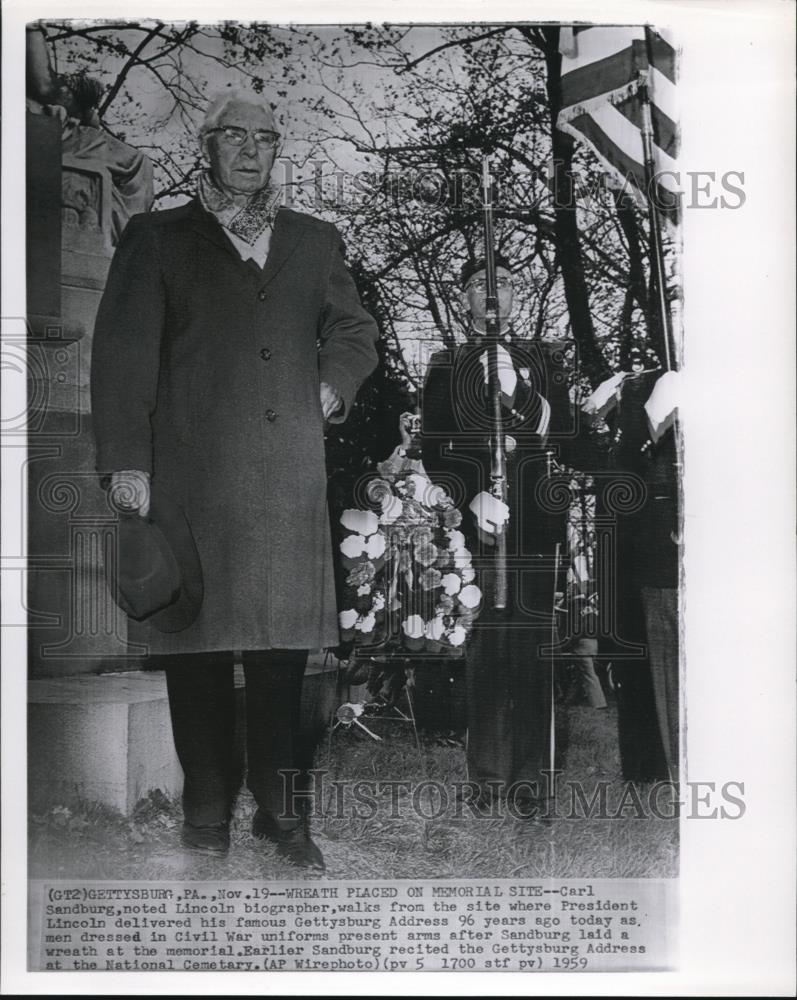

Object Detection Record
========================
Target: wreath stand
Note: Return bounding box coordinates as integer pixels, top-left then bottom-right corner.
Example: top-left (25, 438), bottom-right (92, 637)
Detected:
top-left (326, 651), bottom-right (428, 781)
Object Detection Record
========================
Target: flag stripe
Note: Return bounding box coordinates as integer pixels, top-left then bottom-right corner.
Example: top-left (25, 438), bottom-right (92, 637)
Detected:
top-left (614, 90), bottom-right (679, 158)
top-left (560, 26), bottom-right (677, 85)
top-left (589, 103), bottom-right (679, 180)
top-left (648, 64), bottom-right (679, 137)
top-left (561, 43), bottom-right (678, 146)
top-left (645, 28), bottom-right (677, 83)
top-left (556, 24), bottom-right (680, 224)
top-left (560, 38), bottom-right (647, 109)
top-left (561, 26), bottom-right (643, 71)
top-left (564, 111), bottom-right (680, 216)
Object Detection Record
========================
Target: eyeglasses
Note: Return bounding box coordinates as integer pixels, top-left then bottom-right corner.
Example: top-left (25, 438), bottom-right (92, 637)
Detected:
top-left (466, 277), bottom-right (514, 292)
top-left (206, 126), bottom-right (280, 148)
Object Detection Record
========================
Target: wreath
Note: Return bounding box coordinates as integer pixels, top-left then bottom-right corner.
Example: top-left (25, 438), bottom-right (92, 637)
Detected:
top-left (337, 470), bottom-right (482, 655)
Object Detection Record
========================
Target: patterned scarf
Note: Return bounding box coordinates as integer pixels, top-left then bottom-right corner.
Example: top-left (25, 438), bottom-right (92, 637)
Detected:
top-left (197, 170), bottom-right (280, 246)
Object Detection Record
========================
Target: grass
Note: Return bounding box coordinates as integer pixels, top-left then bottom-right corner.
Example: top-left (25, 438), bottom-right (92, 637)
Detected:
top-left (28, 693), bottom-right (677, 882)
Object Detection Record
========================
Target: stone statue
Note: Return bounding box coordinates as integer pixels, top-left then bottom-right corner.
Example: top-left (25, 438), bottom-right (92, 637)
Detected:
top-left (27, 26), bottom-right (154, 243)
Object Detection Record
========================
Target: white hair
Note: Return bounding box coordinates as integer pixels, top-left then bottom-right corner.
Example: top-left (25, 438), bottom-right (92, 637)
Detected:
top-left (198, 88), bottom-right (278, 139)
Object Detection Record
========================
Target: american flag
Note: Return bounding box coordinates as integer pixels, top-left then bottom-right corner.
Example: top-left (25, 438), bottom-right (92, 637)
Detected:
top-left (556, 26), bottom-right (679, 221)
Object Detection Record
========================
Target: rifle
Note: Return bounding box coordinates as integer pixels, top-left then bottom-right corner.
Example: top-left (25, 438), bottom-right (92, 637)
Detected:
top-left (481, 156), bottom-right (509, 611)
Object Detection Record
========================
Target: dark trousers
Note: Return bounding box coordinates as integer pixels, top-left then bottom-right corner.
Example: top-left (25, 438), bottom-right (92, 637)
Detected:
top-left (641, 587), bottom-right (679, 781)
top-left (164, 649), bottom-right (307, 826)
top-left (616, 658), bottom-right (667, 782)
top-left (466, 564), bottom-right (556, 801)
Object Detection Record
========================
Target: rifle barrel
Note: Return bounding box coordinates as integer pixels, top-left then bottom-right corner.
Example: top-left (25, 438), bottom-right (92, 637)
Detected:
top-left (481, 155), bottom-right (509, 611)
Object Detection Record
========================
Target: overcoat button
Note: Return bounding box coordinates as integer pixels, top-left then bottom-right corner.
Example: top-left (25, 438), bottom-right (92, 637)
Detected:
top-left (258, 289), bottom-right (268, 301)
top-left (260, 347), bottom-right (272, 361)
top-left (265, 409), bottom-right (277, 422)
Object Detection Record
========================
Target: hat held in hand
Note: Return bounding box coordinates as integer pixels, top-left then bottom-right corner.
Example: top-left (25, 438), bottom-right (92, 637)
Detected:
top-left (107, 482), bottom-right (203, 633)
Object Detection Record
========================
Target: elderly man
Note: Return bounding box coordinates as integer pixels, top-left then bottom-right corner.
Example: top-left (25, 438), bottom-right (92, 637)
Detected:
top-left (421, 256), bottom-right (572, 818)
top-left (91, 90), bottom-right (378, 869)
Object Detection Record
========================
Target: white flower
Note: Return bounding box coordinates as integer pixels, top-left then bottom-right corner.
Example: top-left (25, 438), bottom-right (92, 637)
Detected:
top-left (445, 529), bottom-right (466, 551)
top-left (339, 609), bottom-right (358, 629)
top-left (453, 550), bottom-right (472, 568)
top-left (406, 472), bottom-right (432, 495)
top-left (458, 584), bottom-right (482, 609)
top-left (407, 473), bottom-right (444, 508)
top-left (356, 612), bottom-right (376, 633)
top-left (401, 614), bottom-right (425, 639)
top-left (441, 572), bottom-right (462, 596)
top-left (425, 616), bottom-right (446, 641)
top-left (379, 496), bottom-right (404, 525)
top-left (340, 534), bottom-right (366, 559)
top-left (340, 508), bottom-right (379, 537)
top-left (461, 567), bottom-right (476, 583)
top-left (448, 625), bottom-right (467, 647)
top-left (357, 583), bottom-right (371, 596)
top-left (365, 532), bottom-right (386, 559)
top-left (372, 593), bottom-right (385, 612)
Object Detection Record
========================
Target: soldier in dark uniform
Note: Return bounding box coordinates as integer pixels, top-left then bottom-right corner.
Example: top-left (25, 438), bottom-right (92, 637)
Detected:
top-left (605, 372), bottom-right (680, 783)
top-left (421, 256), bottom-right (574, 815)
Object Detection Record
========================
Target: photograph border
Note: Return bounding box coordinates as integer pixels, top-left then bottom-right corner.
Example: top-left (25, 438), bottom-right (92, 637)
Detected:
top-left (3, 0), bottom-right (795, 995)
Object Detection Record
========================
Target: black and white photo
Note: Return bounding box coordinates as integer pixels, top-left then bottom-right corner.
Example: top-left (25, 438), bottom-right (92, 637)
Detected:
top-left (1, 1), bottom-right (794, 994)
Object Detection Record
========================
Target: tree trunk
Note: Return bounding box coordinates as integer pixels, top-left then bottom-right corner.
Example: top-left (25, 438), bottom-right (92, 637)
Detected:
top-left (618, 285), bottom-right (636, 370)
top-left (537, 26), bottom-right (609, 387)
top-left (612, 191), bottom-right (669, 365)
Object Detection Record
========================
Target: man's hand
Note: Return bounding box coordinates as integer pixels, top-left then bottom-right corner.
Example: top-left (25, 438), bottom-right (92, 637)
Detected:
top-left (110, 470), bottom-right (151, 518)
top-left (398, 411), bottom-right (420, 449)
top-left (469, 491), bottom-right (510, 542)
top-left (320, 381), bottom-right (343, 420)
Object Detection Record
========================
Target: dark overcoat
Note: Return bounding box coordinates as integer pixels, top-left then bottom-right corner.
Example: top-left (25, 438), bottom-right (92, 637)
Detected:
top-left (421, 337), bottom-right (574, 793)
top-left (91, 199), bottom-right (378, 654)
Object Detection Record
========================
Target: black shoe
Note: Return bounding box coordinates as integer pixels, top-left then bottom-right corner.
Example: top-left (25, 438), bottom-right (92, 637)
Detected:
top-left (180, 820), bottom-right (230, 856)
top-left (252, 808), bottom-right (325, 871)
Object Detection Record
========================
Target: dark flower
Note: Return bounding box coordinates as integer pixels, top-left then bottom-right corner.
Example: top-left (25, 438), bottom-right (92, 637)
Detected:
top-left (411, 525), bottom-right (434, 548)
top-left (347, 561), bottom-right (376, 588)
top-left (420, 568), bottom-right (442, 591)
top-left (442, 507), bottom-right (462, 528)
top-left (415, 542), bottom-right (439, 567)
top-left (438, 594), bottom-right (455, 614)
top-left (435, 549), bottom-right (454, 570)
